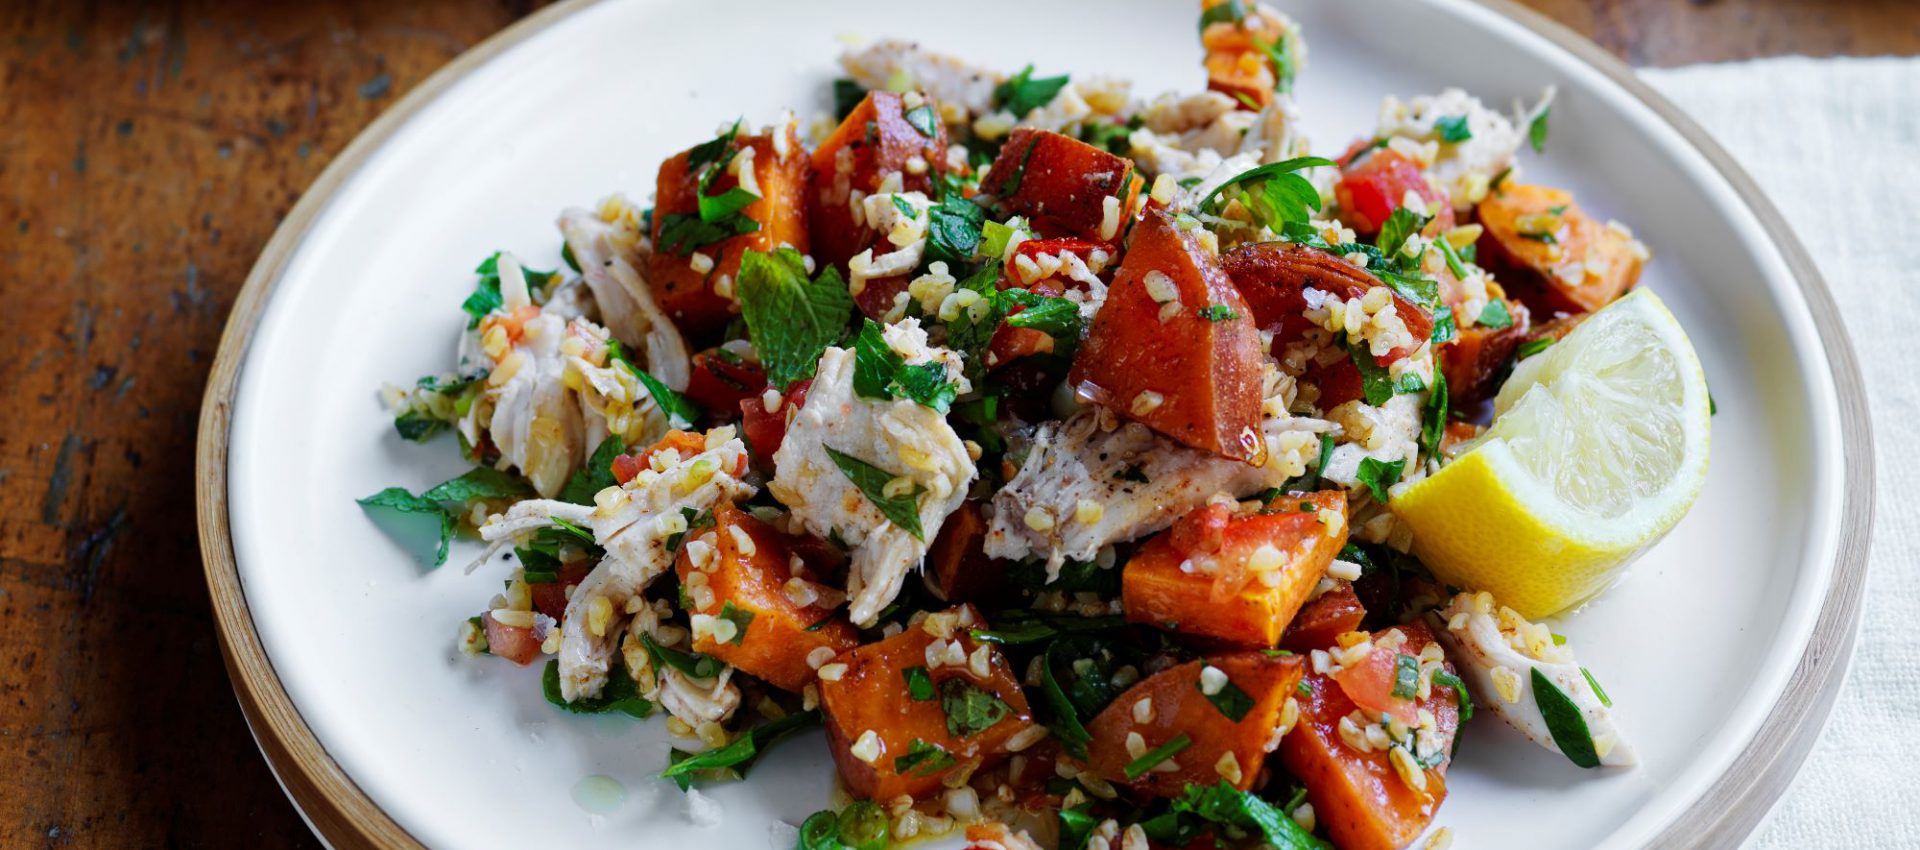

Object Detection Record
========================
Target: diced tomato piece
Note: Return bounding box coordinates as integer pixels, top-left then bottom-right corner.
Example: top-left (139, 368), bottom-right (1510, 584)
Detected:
top-left (1334, 148), bottom-right (1453, 237)
top-left (1167, 500), bottom-right (1233, 557)
top-left (1123, 491), bottom-right (1349, 647)
top-left (635, 430), bottom-right (708, 469)
top-left (684, 350), bottom-right (768, 414)
top-left (530, 562), bottom-right (593, 622)
top-left (740, 379), bottom-right (810, 469)
top-left (1332, 641), bottom-right (1422, 725)
top-left (482, 612), bottom-right (542, 666)
top-left (1070, 210), bottom-right (1265, 463)
top-left (1280, 622), bottom-right (1462, 850)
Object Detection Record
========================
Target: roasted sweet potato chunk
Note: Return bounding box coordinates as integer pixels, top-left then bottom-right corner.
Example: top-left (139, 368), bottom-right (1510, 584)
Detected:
top-left (925, 501), bottom-right (1005, 604)
top-left (1281, 579), bottom-right (1367, 652)
top-left (982, 128), bottom-right (1141, 241)
top-left (1430, 259), bottom-right (1531, 402)
top-left (1279, 622), bottom-right (1463, 850)
top-left (673, 503), bottom-right (857, 692)
top-left (1475, 183), bottom-right (1644, 315)
top-left (649, 124), bottom-right (811, 336)
top-left (808, 91), bottom-right (950, 269)
top-left (817, 606), bottom-right (1037, 801)
top-left (1071, 210), bottom-right (1264, 463)
top-left (1199, 0), bottom-right (1296, 110)
top-left (1085, 652), bottom-right (1305, 797)
top-left (1222, 241), bottom-right (1435, 363)
top-left (1123, 491), bottom-right (1349, 647)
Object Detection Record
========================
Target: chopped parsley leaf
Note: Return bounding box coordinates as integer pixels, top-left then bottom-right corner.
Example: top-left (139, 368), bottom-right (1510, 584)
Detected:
top-left (940, 677), bottom-right (1011, 738)
top-left (1197, 304), bottom-right (1241, 321)
top-left (1435, 114), bottom-right (1473, 142)
top-left (823, 446), bottom-right (925, 540)
top-left (1356, 456), bottom-right (1406, 503)
top-left (993, 64), bottom-right (1071, 118)
top-left (1477, 299), bottom-right (1515, 329)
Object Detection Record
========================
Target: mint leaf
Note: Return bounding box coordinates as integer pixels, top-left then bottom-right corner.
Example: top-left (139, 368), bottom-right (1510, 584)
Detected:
top-left (1532, 667), bottom-right (1600, 768)
top-left (940, 677), bottom-right (1011, 738)
top-left (421, 467), bottom-right (533, 503)
top-left (1356, 457), bottom-right (1406, 503)
top-left (1435, 114), bottom-right (1472, 142)
top-left (1348, 339), bottom-right (1397, 406)
top-left (1376, 207), bottom-right (1428, 261)
top-left (851, 319), bottom-right (959, 413)
top-left (1477, 299), bottom-right (1514, 329)
top-left (993, 64), bottom-right (1070, 117)
top-left (1421, 371), bottom-right (1450, 455)
top-left (559, 435), bottom-right (626, 506)
top-left (1197, 157), bottom-right (1335, 226)
top-left (608, 338), bottom-right (701, 428)
top-left (925, 197), bottom-right (985, 268)
top-left (357, 487), bottom-right (454, 567)
top-left (736, 247), bottom-right (856, 389)
top-left (823, 446), bottom-right (925, 540)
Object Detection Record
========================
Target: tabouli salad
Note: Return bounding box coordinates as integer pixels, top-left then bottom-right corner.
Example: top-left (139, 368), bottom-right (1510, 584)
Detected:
top-left (360, 2), bottom-right (1712, 848)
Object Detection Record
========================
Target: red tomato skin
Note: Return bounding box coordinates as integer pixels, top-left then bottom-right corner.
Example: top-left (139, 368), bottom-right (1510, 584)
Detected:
top-left (684, 351), bottom-right (769, 414)
top-left (740, 380), bottom-right (810, 469)
top-left (1332, 642), bottom-right (1421, 725)
top-left (483, 612), bottom-right (542, 666)
top-left (1334, 148), bottom-right (1454, 236)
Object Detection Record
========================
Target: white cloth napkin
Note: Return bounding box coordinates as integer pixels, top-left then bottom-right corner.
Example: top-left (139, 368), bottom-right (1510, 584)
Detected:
top-left (1637, 57), bottom-right (1920, 849)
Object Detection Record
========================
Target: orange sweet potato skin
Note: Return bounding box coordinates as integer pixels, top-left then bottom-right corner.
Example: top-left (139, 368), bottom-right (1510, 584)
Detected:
top-left (1278, 622), bottom-right (1462, 850)
top-left (649, 125), bottom-right (812, 336)
top-left (1123, 491), bottom-right (1349, 647)
top-left (1222, 241), bottom-right (1435, 362)
top-left (817, 606), bottom-right (1037, 801)
top-left (808, 91), bottom-right (950, 269)
top-left (1070, 210), bottom-right (1265, 463)
top-left (674, 504), bottom-right (857, 692)
top-left (1085, 653), bottom-right (1305, 797)
top-left (1475, 183), bottom-right (1642, 316)
top-left (1280, 579), bottom-right (1367, 652)
top-left (982, 128), bottom-right (1141, 241)
top-left (925, 501), bottom-right (1007, 604)
top-left (1199, 0), bottom-right (1289, 110)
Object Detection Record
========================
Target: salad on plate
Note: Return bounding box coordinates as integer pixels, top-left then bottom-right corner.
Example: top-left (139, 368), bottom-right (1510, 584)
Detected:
top-left (359, 3), bottom-right (1711, 848)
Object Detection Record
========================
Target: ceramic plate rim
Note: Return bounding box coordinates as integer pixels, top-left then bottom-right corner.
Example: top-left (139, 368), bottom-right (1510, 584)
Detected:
top-left (194, 1), bottom-right (1875, 846)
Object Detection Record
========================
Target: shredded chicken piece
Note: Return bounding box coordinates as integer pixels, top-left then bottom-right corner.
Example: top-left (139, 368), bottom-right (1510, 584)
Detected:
top-left (984, 408), bottom-right (1327, 575)
top-left (475, 433), bottom-right (754, 701)
top-left (558, 201), bottom-right (692, 390)
top-left (769, 320), bottom-right (975, 627)
top-left (468, 254), bottom-right (587, 498)
top-left (839, 38), bottom-right (1003, 116)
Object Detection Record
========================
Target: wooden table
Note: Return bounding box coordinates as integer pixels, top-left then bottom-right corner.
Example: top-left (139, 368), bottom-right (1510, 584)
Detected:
top-left (0, 0), bottom-right (1911, 845)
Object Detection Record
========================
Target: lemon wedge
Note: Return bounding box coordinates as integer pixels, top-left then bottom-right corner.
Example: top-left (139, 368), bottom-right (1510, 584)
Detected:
top-left (1393, 288), bottom-right (1711, 618)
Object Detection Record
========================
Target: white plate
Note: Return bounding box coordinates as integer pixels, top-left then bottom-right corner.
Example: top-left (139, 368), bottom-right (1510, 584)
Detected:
top-left (204, 0), bottom-right (1871, 847)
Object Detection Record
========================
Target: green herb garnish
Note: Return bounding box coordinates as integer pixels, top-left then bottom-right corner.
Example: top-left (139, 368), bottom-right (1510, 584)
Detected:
top-left (1390, 653), bottom-right (1420, 699)
top-left (903, 666), bottom-right (936, 701)
top-left (1435, 114), bottom-right (1472, 142)
top-left (823, 446), bottom-right (925, 540)
top-left (1532, 668), bottom-right (1599, 767)
top-left (1123, 734), bottom-right (1193, 780)
top-left (736, 247), bottom-right (856, 389)
top-left (662, 708), bottom-right (821, 788)
top-left (893, 738), bottom-right (957, 777)
top-left (1477, 299), bottom-right (1514, 330)
top-left (939, 677), bottom-right (1011, 738)
top-left (1199, 673), bottom-right (1255, 723)
top-left (1356, 457), bottom-right (1406, 503)
top-left (994, 64), bottom-right (1071, 117)
top-left (1197, 304), bottom-right (1241, 321)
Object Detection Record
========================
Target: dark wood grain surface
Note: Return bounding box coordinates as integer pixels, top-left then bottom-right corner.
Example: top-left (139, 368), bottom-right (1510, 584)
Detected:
top-left (1, 0), bottom-right (1912, 845)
